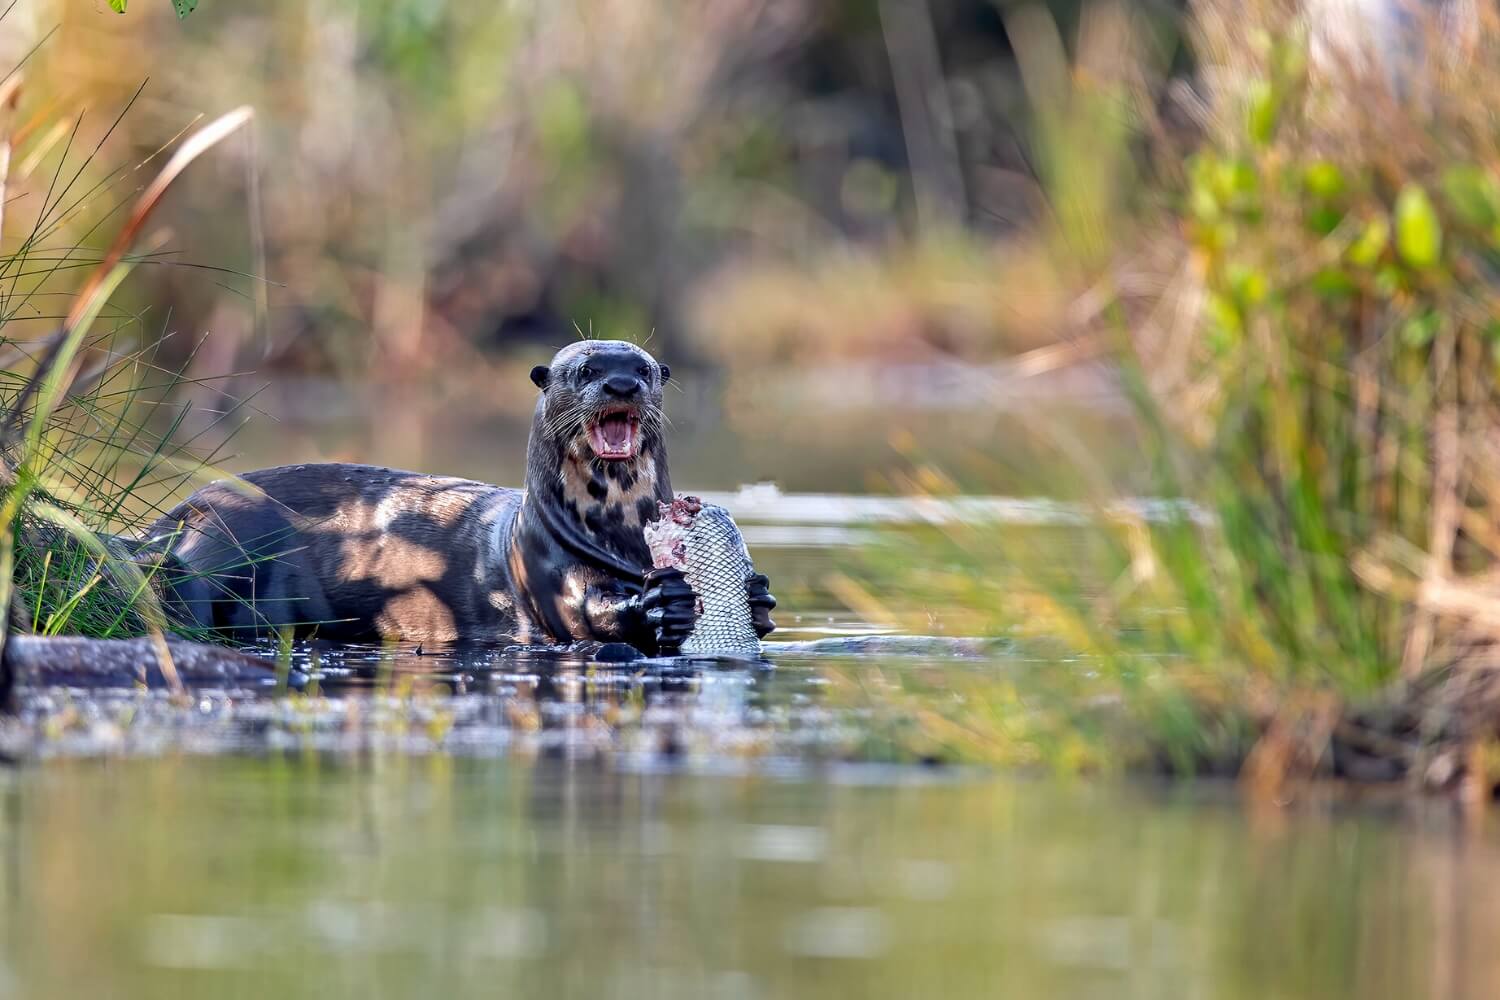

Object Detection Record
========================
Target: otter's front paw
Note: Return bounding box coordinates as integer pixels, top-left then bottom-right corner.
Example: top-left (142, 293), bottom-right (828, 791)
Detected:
top-left (746, 573), bottom-right (777, 638)
top-left (642, 566), bottom-right (696, 653)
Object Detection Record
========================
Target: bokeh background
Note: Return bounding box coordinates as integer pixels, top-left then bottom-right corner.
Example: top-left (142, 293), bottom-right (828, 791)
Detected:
top-left (0, 0), bottom-right (1176, 494)
top-left (12, 13), bottom-right (1500, 997)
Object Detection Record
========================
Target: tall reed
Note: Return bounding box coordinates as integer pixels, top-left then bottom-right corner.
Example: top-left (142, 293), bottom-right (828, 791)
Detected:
top-left (0, 30), bottom-right (252, 679)
top-left (851, 0), bottom-right (1500, 778)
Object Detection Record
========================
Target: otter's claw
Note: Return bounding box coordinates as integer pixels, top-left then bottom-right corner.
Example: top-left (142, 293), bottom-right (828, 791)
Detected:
top-left (746, 573), bottom-right (776, 638)
top-left (641, 566), bottom-right (696, 652)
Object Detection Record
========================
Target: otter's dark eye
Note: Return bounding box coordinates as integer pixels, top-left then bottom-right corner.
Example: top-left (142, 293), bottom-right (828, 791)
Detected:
top-left (578, 364), bottom-right (595, 380)
top-left (637, 365), bottom-right (650, 378)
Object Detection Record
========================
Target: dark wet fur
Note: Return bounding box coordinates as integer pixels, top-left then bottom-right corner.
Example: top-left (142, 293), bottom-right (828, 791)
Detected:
top-left (145, 341), bottom-right (681, 648)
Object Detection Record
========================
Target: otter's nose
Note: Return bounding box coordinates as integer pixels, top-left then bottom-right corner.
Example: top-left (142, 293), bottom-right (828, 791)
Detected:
top-left (603, 374), bottom-right (641, 398)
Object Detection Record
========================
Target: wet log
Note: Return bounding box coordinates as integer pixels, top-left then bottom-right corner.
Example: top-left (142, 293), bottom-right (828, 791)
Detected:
top-left (1, 635), bottom-right (292, 703)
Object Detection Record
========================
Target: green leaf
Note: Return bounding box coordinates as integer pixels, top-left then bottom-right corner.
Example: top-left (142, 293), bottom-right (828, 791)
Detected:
top-left (1247, 79), bottom-right (1279, 147)
top-left (108, 0), bottom-right (126, 11)
top-left (172, 0), bottom-right (197, 17)
top-left (1310, 268), bottom-right (1355, 299)
top-left (1190, 185), bottom-right (1219, 224)
top-left (1401, 310), bottom-right (1441, 348)
top-left (1374, 265), bottom-right (1403, 298)
top-left (1227, 264), bottom-right (1268, 308)
top-left (1303, 161), bottom-right (1345, 199)
top-left (1394, 184), bottom-right (1442, 270)
top-left (1187, 156), bottom-right (1220, 223)
top-left (1206, 292), bottom-right (1242, 337)
top-left (1305, 205), bottom-right (1343, 236)
top-left (1347, 215), bottom-right (1389, 268)
top-left (1440, 165), bottom-right (1500, 229)
top-left (1272, 36), bottom-right (1308, 84)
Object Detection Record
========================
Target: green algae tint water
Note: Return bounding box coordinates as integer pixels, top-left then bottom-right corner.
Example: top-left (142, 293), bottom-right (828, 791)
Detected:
top-left (0, 755), bottom-right (1492, 1000)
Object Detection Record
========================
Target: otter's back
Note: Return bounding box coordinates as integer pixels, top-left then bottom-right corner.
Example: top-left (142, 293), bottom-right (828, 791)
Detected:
top-left (148, 463), bottom-right (524, 642)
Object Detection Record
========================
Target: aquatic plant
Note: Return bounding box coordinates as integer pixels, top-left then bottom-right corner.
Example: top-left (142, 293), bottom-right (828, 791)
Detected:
top-left (105, 0), bottom-right (198, 17)
top-left (850, 0), bottom-right (1500, 791)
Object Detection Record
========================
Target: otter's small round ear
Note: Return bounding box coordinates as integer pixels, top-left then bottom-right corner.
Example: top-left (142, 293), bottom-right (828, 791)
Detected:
top-left (659, 364), bottom-right (671, 383)
top-left (530, 365), bottom-right (550, 389)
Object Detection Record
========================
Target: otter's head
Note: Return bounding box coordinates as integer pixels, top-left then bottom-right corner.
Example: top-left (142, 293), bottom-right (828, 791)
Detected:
top-left (530, 341), bottom-right (670, 462)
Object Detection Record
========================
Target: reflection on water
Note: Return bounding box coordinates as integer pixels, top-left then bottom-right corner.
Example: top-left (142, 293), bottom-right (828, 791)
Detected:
top-left (13, 383), bottom-right (1496, 998)
top-left (4, 630), bottom-right (1500, 999)
top-left (3, 755), bottom-right (1500, 999)
top-left (8, 647), bottom-right (888, 763)
top-left (7, 624), bottom-right (1002, 764)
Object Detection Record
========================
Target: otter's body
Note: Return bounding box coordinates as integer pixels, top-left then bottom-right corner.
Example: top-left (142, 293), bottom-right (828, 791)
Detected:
top-left (144, 341), bottom-right (767, 652)
top-left (150, 464), bottom-right (532, 643)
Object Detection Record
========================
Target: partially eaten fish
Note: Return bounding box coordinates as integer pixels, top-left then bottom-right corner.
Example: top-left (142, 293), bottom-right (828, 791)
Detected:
top-left (644, 496), bottom-right (762, 658)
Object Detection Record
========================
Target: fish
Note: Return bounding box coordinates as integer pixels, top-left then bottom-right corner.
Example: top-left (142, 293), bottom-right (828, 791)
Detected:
top-left (644, 495), bottom-right (762, 658)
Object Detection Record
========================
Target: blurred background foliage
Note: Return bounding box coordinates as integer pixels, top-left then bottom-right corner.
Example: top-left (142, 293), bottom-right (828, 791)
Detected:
top-left (0, 0), bottom-right (1180, 430)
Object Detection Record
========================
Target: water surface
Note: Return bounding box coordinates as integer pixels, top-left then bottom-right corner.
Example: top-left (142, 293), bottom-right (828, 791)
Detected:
top-left (3, 755), bottom-right (1498, 999)
top-left (3, 486), bottom-right (1494, 998)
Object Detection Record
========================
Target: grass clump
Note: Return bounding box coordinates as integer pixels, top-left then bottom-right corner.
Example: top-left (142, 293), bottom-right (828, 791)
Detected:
top-left (0, 41), bottom-right (253, 673)
top-left (851, 0), bottom-right (1500, 789)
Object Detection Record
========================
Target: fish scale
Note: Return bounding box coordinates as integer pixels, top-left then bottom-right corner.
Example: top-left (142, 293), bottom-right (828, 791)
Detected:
top-left (645, 497), bottom-right (762, 658)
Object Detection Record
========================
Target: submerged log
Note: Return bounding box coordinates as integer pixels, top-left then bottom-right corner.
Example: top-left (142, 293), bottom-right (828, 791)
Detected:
top-left (1, 635), bottom-right (291, 703)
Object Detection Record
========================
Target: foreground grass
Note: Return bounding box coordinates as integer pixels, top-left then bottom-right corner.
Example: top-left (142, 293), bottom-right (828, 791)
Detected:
top-left (0, 42), bottom-right (253, 671)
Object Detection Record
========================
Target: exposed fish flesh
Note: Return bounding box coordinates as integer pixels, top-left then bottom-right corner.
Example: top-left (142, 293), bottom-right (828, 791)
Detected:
top-left (644, 496), bottom-right (762, 658)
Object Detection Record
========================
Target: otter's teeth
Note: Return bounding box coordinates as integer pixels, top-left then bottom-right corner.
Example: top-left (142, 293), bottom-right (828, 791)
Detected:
top-left (588, 412), bottom-right (637, 459)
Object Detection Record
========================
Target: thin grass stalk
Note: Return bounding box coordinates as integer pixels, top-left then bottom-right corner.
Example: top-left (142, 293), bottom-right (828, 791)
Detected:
top-left (0, 105), bottom-right (253, 695)
top-left (0, 73), bottom-right (20, 245)
top-left (0, 106), bottom-right (253, 447)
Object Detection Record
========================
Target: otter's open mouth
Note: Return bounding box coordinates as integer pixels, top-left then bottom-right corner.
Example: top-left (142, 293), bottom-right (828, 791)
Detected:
top-left (587, 407), bottom-right (641, 460)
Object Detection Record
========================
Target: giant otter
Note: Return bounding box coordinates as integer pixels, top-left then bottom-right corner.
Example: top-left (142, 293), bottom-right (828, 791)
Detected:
top-left (146, 341), bottom-right (775, 654)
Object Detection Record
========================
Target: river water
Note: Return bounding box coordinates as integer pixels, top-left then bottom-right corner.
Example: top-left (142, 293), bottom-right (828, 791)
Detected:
top-left (5, 754), bottom-right (1500, 999)
top-left (3, 378), bottom-right (1497, 998)
top-left (1, 494), bottom-right (1498, 999)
